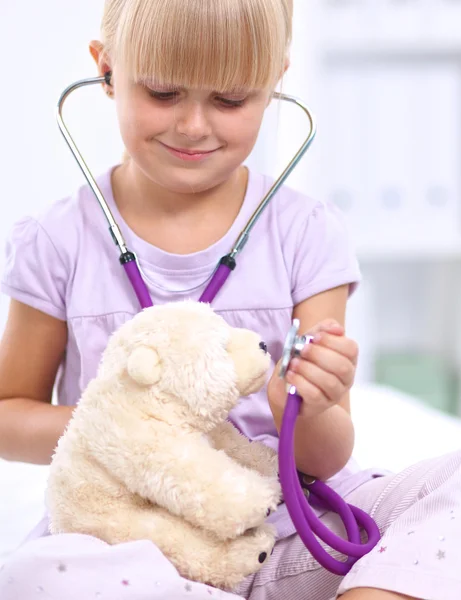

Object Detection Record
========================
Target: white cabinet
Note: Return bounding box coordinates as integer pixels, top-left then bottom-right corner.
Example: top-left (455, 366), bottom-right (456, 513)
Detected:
top-left (318, 60), bottom-right (461, 259)
top-left (299, 0), bottom-right (461, 260)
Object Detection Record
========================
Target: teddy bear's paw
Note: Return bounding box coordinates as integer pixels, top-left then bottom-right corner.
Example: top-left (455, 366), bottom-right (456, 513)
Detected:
top-left (221, 524), bottom-right (276, 588)
top-left (248, 475), bottom-right (282, 525)
top-left (266, 475), bottom-right (282, 507)
top-left (205, 474), bottom-right (280, 540)
top-left (225, 474), bottom-right (281, 535)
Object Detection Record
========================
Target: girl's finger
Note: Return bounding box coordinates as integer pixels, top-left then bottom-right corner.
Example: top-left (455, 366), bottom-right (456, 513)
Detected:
top-left (296, 344), bottom-right (356, 387)
top-left (288, 359), bottom-right (347, 403)
top-left (302, 332), bottom-right (358, 365)
top-left (285, 369), bottom-right (332, 417)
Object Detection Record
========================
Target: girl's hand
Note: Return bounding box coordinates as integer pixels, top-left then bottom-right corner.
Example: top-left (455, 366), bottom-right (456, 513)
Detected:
top-left (268, 319), bottom-right (358, 419)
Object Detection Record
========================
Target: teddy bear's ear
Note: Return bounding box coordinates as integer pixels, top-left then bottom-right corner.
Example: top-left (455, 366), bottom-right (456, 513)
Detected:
top-left (126, 346), bottom-right (161, 386)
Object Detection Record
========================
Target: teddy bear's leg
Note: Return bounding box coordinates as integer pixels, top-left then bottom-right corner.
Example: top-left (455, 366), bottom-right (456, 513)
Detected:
top-left (219, 524), bottom-right (276, 590)
top-left (163, 520), bottom-right (277, 591)
top-left (86, 503), bottom-right (276, 591)
top-left (208, 421), bottom-right (279, 478)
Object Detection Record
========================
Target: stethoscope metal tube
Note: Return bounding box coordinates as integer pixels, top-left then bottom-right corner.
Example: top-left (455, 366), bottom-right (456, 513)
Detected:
top-left (229, 92), bottom-right (316, 258)
top-left (57, 76), bottom-right (129, 256)
top-left (56, 75), bottom-right (317, 303)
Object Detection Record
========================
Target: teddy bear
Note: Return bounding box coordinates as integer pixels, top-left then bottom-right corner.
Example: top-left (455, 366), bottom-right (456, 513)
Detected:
top-left (46, 300), bottom-right (282, 590)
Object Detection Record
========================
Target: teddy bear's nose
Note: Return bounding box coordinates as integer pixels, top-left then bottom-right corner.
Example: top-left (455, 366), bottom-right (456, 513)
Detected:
top-left (259, 341), bottom-right (268, 354)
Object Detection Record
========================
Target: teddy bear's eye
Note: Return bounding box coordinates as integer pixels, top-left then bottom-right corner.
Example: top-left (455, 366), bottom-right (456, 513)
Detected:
top-left (259, 341), bottom-right (268, 354)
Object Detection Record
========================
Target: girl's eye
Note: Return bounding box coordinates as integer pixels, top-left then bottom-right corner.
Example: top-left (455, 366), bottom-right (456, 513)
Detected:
top-left (217, 97), bottom-right (246, 108)
top-left (148, 90), bottom-right (179, 101)
top-left (146, 88), bottom-right (246, 107)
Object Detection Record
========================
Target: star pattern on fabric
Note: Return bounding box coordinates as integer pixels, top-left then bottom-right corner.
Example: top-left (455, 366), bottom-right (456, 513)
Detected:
top-left (7, 511), bottom-right (455, 598)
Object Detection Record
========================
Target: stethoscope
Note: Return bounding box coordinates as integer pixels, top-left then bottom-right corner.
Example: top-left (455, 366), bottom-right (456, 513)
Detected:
top-left (56, 73), bottom-right (380, 575)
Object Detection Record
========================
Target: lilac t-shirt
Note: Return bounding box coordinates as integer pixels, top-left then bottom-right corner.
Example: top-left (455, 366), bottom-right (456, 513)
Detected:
top-left (1, 166), bottom-right (381, 539)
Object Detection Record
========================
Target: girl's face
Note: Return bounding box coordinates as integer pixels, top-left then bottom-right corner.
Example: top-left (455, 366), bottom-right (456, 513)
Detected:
top-left (111, 64), bottom-right (272, 194)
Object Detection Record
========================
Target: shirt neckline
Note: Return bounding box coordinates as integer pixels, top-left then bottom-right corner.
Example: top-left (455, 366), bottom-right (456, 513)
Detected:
top-left (98, 165), bottom-right (261, 274)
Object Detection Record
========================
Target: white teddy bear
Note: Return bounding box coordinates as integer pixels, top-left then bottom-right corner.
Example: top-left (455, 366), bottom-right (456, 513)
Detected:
top-left (46, 300), bottom-right (281, 589)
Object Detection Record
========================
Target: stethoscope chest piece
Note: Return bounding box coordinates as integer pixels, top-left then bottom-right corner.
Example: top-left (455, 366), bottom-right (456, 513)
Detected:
top-left (279, 319), bottom-right (313, 379)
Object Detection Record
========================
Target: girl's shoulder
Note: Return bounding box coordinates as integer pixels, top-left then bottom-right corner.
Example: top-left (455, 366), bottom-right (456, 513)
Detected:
top-left (248, 170), bottom-right (360, 304)
top-left (27, 168), bottom-right (114, 252)
top-left (250, 170), bottom-right (352, 243)
top-left (5, 169), bottom-right (116, 286)
top-left (1, 169), bottom-right (115, 321)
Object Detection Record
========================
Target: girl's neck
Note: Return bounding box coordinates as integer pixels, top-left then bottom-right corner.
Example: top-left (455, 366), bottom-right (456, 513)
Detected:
top-left (111, 161), bottom-right (249, 255)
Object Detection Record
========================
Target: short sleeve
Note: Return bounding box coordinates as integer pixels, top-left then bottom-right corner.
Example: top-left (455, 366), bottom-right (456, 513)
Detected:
top-left (1, 217), bottom-right (68, 320)
top-left (290, 200), bottom-right (361, 305)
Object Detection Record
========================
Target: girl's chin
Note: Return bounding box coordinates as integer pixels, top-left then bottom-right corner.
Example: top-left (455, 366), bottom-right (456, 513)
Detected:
top-left (141, 163), bottom-right (236, 194)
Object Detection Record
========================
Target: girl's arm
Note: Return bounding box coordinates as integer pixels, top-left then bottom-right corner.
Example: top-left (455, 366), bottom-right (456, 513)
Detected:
top-left (0, 300), bottom-right (72, 465)
top-left (267, 284), bottom-right (357, 481)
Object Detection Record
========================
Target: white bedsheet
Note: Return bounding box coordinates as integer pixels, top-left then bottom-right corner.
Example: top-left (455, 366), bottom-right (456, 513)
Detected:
top-left (352, 383), bottom-right (461, 472)
top-left (1, 383), bottom-right (460, 565)
top-left (0, 461), bottom-right (49, 564)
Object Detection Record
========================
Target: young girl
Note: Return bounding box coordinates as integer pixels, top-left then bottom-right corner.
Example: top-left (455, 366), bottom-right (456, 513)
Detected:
top-left (0, 1), bottom-right (460, 599)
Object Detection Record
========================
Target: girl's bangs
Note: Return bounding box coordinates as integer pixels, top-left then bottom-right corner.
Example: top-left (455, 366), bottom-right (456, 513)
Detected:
top-left (114, 0), bottom-right (288, 91)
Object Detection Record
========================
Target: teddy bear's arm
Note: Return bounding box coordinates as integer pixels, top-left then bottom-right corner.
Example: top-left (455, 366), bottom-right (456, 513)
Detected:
top-left (90, 428), bottom-right (280, 541)
top-left (207, 422), bottom-right (278, 478)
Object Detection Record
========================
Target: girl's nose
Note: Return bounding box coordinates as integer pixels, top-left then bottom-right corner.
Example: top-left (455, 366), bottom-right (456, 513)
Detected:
top-left (176, 102), bottom-right (212, 141)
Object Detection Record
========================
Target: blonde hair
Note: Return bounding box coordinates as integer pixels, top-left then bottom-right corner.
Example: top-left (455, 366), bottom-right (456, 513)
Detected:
top-left (101, 0), bottom-right (293, 92)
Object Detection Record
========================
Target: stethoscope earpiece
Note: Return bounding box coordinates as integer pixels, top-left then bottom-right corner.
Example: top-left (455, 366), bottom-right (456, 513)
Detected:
top-left (104, 71), bottom-right (112, 86)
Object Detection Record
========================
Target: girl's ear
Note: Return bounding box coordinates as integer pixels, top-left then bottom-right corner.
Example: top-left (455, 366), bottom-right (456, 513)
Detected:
top-left (89, 41), bottom-right (110, 71)
top-left (283, 55), bottom-right (291, 74)
top-left (89, 40), bottom-right (113, 94)
top-left (269, 55), bottom-right (291, 105)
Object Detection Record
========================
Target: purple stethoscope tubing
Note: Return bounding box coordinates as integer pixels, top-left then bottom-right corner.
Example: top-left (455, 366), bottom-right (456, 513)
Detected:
top-left (123, 252), bottom-right (230, 306)
top-left (279, 379), bottom-right (380, 575)
top-left (56, 74), bottom-right (380, 574)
